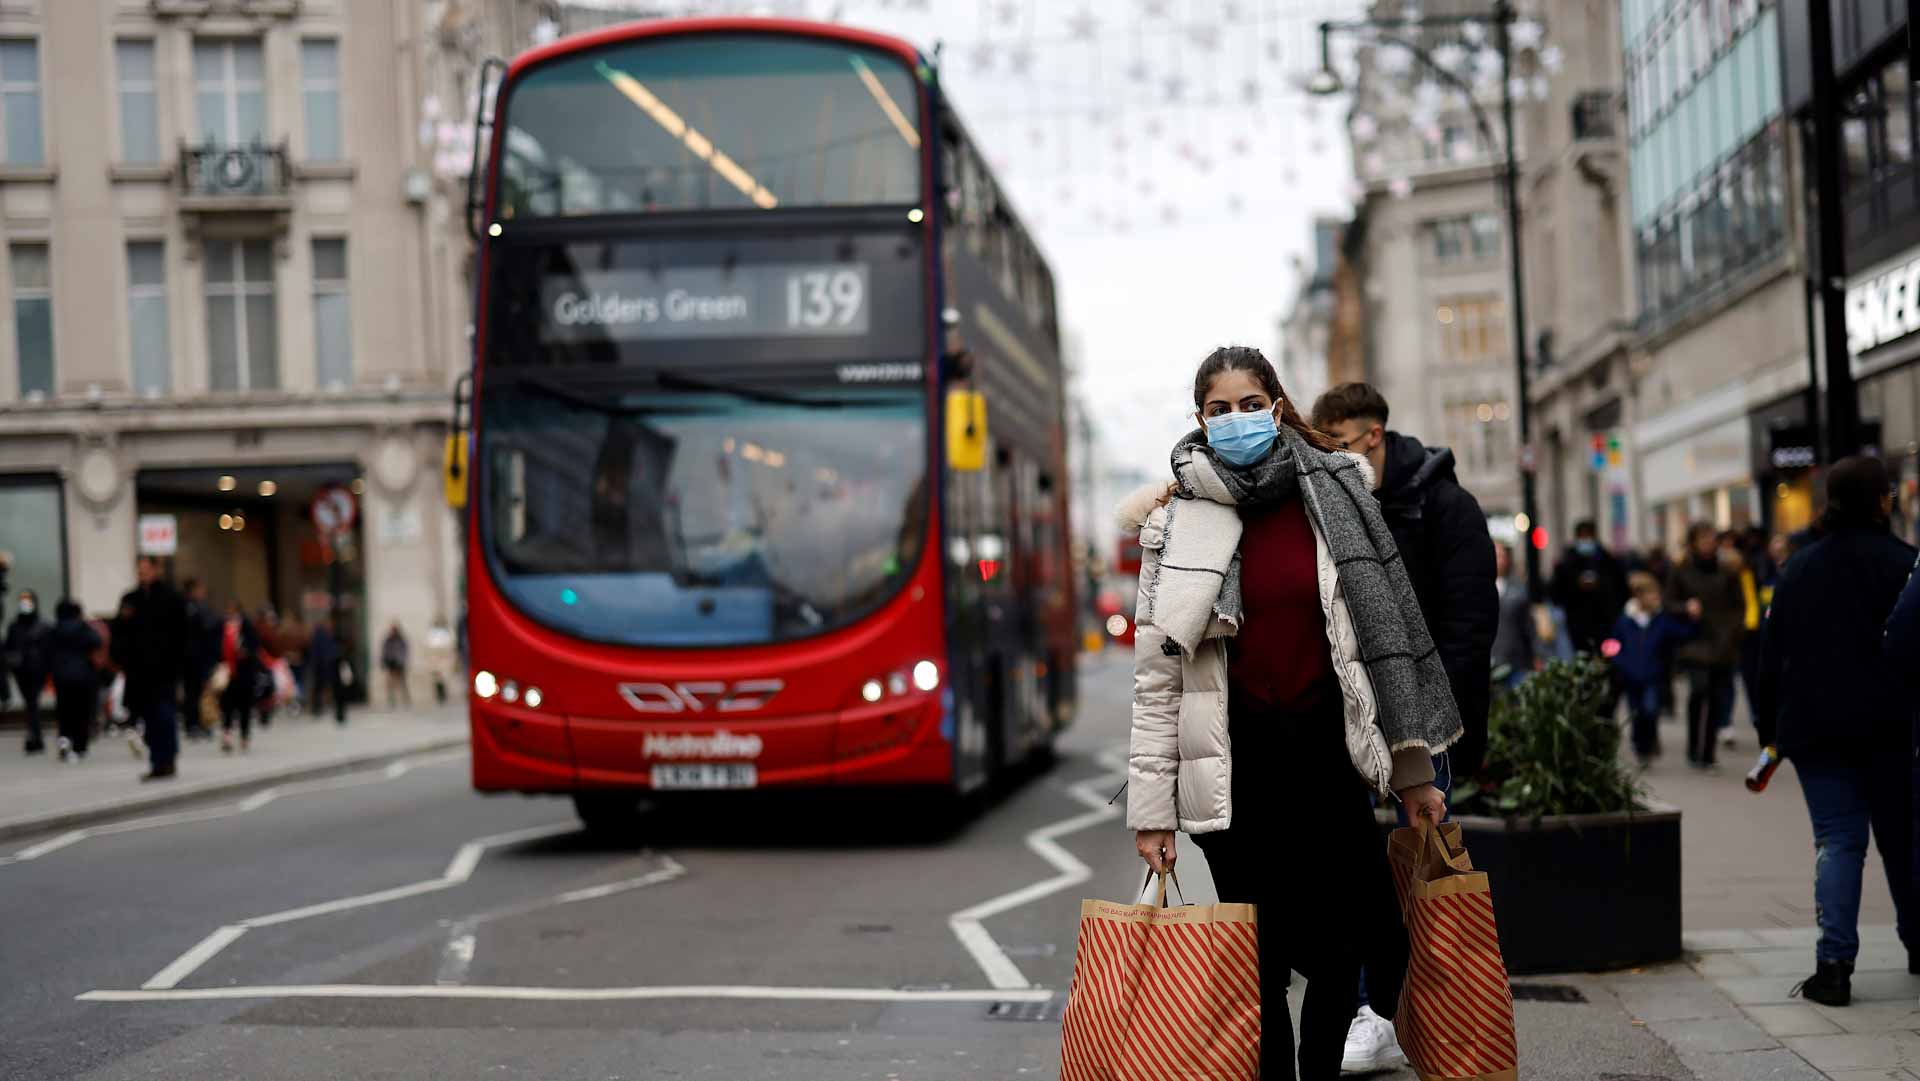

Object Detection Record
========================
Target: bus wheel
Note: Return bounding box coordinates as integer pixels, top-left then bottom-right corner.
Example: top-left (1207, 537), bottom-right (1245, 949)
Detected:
top-left (572, 791), bottom-right (642, 836)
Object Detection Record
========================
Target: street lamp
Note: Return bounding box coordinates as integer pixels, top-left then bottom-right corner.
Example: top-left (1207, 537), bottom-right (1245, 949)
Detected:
top-left (1314, 0), bottom-right (1544, 595)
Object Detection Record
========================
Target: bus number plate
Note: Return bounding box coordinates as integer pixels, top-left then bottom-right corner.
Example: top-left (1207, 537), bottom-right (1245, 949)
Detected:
top-left (650, 763), bottom-right (758, 790)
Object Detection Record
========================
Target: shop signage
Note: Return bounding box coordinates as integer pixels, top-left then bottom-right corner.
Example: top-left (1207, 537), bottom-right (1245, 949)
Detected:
top-left (1769, 425), bottom-right (1817, 470)
top-left (1846, 251), bottom-right (1920, 357)
top-left (136, 514), bottom-right (177, 556)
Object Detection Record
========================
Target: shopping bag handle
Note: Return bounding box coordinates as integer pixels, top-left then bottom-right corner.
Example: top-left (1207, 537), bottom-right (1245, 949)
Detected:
top-left (1139, 867), bottom-right (1187, 908)
top-left (1417, 820), bottom-right (1470, 876)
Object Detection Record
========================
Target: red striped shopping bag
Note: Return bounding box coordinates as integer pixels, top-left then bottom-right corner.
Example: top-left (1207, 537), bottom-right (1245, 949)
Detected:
top-left (1388, 822), bottom-right (1519, 1081)
top-left (1058, 872), bottom-right (1259, 1081)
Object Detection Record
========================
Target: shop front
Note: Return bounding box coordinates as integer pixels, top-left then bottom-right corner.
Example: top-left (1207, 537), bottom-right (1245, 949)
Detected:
top-left (1634, 384), bottom-right (1760, 554)
top-left (1847, 243), bottom-right (1920, 546)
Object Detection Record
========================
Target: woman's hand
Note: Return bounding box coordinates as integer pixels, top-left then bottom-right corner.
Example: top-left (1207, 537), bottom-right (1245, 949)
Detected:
top-left (1135, 830), bottom-right (1177, 874)
top-left (1398, 783), bottom-right (1446, 829)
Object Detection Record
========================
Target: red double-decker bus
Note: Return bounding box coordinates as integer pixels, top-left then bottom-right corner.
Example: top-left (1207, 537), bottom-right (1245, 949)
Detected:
top-left (456, 17), bottom-right (1075, 829)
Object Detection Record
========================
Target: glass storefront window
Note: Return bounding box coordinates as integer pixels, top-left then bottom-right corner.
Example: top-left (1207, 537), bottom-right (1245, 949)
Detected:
top-left (0, 476), bottom-right (63, 609)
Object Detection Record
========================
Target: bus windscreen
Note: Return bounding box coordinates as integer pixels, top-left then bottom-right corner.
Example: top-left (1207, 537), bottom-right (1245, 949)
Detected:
top-left (498, 33), bottom-right (924, 217)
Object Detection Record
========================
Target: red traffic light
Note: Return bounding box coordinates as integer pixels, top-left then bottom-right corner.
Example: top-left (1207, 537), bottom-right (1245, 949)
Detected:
top-left (1530, 526), bottom-right (1549, 550)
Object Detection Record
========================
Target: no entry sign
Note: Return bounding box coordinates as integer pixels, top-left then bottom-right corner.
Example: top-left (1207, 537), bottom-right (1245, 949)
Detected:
top-left (311, 485), bottom-right (357, 538)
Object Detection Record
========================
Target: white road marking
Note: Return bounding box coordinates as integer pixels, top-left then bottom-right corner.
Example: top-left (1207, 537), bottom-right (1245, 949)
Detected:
top-left (948, 745), bottom-right (1129, 990)
top-left (434, 918), bottom-right (480, 986)
top-left (0, 748), bottom-right (468, 868)
top-left (137, 821), bottom-right (576, 989)
top-left (81, 984), bottom-right (1054, 1004)
top-left (142, 925), bottom-right (248, 990)
top-left (553, 856), bottom-right (686, 904)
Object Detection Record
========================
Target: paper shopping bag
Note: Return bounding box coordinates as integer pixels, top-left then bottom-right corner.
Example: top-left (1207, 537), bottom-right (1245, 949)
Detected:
top-left (1387, 822), bottom-right (1519, 1081)
top-left (1058, 872), bottom-right (1260, 1081)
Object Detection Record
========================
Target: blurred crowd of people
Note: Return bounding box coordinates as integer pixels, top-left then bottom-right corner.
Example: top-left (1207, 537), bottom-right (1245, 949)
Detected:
top-left (1495, 515), bottom-right (1786, 770)
top-left (0, 555), bottom-right (390, 781)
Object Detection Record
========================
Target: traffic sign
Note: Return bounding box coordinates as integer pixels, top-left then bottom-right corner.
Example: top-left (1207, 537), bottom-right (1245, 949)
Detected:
top-left (311, 485), bottom-right (357, 537)
top-left (137, 513), bottom-right (178, 556)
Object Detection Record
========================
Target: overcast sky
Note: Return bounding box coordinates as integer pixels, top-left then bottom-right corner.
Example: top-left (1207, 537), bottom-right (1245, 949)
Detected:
top-left (685, 0), bottom-right (1365, 481)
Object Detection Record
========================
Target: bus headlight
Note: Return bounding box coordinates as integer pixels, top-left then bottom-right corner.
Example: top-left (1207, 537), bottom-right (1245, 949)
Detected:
top-left (912, 660), bottom-right (940, 692)
top-left (523, 687), bottom-right (544, 709)
top-left (861, 679), bottom-right (884, 703)
top-left (1106, 614), bottom-right (1130, 637)
top-left (501, 681), bottom-right (520, 704)
top-left (474, 671), bottom-right (499, 699)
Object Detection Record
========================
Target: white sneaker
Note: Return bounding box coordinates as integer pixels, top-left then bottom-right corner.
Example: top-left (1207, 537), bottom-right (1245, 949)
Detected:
top-left (1341, 1005), bottom-right (1406, 1073)
top-left (1719, 731), bottom-right (1737, 748)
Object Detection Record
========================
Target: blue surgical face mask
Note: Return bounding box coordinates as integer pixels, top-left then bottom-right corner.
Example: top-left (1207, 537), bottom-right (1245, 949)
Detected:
top-left (1205, 409), bottom-right (1280, 467)
top-left (1575, 539), bottom-right (1598, 556)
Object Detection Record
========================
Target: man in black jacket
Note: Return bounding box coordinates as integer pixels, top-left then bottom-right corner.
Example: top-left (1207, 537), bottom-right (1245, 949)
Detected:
top-left (1550, 519), bottom-right (1630, 655)
top-left (1313, 383), bottom-right (1499, 776)
top-left (1313, 383), bottom-right (1499, 1072)
top-left (113, 556), bottom-right (187, 780)
top-left (1756, 457), bottom-right (1917, 1007)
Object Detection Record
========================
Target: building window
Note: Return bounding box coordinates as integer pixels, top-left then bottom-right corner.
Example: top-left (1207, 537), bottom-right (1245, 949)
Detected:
top-left (127, 242), bottom-right (170, 395)
top-left (193, 39), bottom-right (265, 145)
top-left (1633, 127), bottom-right (1788, 330)
top-left (203, 239), bottom-right (276, 391)
top-left (11, 242), bottom-right (50, 398)
top-left (0, 475), bottom-right (64, 608)
top-left (1436, 295), bottom-right (1506, 364)
top-left (0, 40), bottom-right (41, 166)
top-left (1426, 213), bottom-right (1502, 264)
top-left (116, 40), bottom-right (159, 163)
top-left (301, 39), bottom-right (342, 162)
top-left (312, 237), bottom-right (350, 388)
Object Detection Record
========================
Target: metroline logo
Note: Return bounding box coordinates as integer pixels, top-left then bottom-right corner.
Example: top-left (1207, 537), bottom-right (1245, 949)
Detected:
top-left (641, 730), bottom-right (765, 760)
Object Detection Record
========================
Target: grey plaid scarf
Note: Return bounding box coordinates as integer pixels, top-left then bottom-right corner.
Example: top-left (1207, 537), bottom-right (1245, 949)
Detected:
top-left (1161, 425), bottom-right (1463, 757)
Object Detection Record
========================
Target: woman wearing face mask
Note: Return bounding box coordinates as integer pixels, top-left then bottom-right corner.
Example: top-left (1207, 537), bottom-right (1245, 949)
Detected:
top-left (1118, 346), bottom-right (1459, 1079)
top-left (5, 590), bottom-right (50, 754)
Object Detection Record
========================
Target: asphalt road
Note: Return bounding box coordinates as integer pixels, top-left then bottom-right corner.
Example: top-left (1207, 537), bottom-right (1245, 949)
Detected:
top-left (2, 653), bottom-right (1689, 1081)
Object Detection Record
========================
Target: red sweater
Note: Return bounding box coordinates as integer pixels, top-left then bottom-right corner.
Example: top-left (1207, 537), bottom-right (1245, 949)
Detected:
top-left (1227, 498), bottom-right (1332, 709)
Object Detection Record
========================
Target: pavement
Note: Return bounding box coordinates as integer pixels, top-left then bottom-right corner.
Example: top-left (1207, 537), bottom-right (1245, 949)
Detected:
top-left (1611, 712), bottom-right (1919, 1081)
top-left (0, 698), bottom-right (469, 841)
top-left (0, 653), bottom-right (1903, 1079)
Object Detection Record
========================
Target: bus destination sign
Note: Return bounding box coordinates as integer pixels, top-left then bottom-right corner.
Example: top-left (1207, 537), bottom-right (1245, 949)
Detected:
top-left (541, 264), bottom-right (870, 343)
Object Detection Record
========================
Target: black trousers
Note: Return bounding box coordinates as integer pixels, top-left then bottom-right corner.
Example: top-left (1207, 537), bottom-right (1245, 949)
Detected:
top-left (1682, 663), bottom-right (1736, 765)
top-left (1192, 691), bottom-right (1406, 1081)
top-left (221, 680), bottom-right (253, 741)
top-left (14, 670), bottom-right (43, 747)
top-left (54, 683), bottom-right (91, 754)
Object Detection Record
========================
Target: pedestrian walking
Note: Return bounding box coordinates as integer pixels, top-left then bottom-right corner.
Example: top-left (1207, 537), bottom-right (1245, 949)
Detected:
top-left (179, 579), bottom-right (219, 741)
top-left (1608, 572), bottom-right (1695, 767)
top-left (47, 599), bottom-right (101, 762)
top-left (1722, 535), bottom-right (1764, 749)
top-left (112, 557), bottom-right (186, 781)
top-left (1491, 542), bottom-right (1534, 688)
top-left (1666, 523), bottom-right (1745, 768)
top-left (1548, 520), bottom-right (1631, 656)
top-left (332, 629), bottom-right (354, 725)
top-left (254, 607), bottom-right (282, 729)
top-left (1755, 456), bottom-right (1918, 1007)
top-left (306, 617), bottom-right (337, 717)
top-left (218, 603), bottom-right (260, 754)
top-left (5, 589), bottom-right (50, 754)
top-left (1311, 382), bottom-right (1497, 1069)
top-left (380, 622), bottom-right (411, 709)
top-left (1126, 348), bottom-right (1456, 1080)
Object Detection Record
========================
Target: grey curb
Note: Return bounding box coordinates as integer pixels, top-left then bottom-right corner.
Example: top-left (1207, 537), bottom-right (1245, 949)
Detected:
top-left (0, 735), bottom-right (469, 844)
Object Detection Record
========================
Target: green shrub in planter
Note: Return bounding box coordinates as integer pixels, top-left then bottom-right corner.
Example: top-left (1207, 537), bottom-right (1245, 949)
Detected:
top-left (1452, 656), bottom-right (1644, 821)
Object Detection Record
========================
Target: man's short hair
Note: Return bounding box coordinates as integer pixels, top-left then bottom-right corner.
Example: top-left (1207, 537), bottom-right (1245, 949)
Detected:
top-left (1573, 519), bottom-right (1598, 538)
top-left (1310, 382), bottom-right (1390, 429)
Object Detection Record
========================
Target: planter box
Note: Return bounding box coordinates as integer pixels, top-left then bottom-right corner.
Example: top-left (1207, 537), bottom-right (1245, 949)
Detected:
top-left (1380, 803), bottom-right (1682, 974)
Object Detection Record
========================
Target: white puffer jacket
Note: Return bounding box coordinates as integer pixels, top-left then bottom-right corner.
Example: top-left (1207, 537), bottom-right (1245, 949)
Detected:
top-left (1118, 466), bottom-right (1418, 835)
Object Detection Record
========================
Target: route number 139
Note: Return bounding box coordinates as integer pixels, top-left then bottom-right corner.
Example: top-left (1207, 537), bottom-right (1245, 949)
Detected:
top-left (785, 269), bottom-right (864, 329)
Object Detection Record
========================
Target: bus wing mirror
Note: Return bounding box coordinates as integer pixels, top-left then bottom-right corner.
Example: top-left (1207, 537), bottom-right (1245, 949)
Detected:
top-left (946, 389), bottom-right (987, 473)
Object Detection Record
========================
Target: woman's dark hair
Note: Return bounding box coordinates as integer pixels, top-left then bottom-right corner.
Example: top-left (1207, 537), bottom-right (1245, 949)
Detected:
top-left (1190, 346), bottom-right (1339, 453)
top-left (55, 598), bottom-right (81, 620)
top-left (1821, 455), bottom-right (1892, 529)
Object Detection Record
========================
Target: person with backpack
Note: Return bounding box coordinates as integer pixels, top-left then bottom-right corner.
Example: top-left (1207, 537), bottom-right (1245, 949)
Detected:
top-left (5, 588), bottom-right (50, 754)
